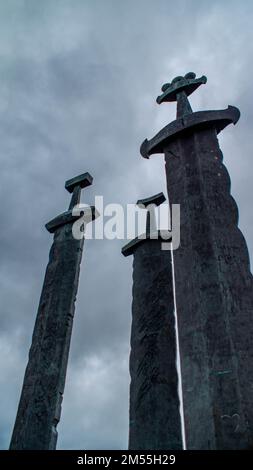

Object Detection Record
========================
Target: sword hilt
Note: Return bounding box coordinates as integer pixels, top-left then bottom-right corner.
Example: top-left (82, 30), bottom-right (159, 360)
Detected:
top-left (65, 172), bottom-right (93, 210)
top-left (46, 172), bottom-right (97, 233)
top-left (137, 192), bottom-right (166, 236)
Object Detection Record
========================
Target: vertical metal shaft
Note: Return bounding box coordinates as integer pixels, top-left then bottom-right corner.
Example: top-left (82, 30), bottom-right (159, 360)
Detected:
top-left (10, 173), bottom-right (96, 449)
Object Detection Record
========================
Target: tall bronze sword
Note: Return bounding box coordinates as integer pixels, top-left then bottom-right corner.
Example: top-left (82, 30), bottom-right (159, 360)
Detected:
top-left (122, 194), bottom-right (183, 450)
top-left (141, 73), bottom-right (253, 449)
top-left (10, 172), bottom-right (98, 449)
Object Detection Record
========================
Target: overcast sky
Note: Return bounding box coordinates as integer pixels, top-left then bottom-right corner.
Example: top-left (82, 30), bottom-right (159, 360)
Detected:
top-left (0, 0), bottom-right (253, 450)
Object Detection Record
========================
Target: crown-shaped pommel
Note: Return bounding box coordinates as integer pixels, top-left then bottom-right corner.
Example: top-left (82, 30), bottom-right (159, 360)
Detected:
top-left (157, 72), bottom-right (207, 105)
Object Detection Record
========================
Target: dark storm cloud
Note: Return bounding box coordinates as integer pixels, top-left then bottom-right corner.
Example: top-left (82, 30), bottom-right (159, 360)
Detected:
top-left (0, 0), bottom-right (252, 449)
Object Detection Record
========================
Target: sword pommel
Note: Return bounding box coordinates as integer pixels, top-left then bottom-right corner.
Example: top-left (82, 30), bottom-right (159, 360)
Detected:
top-left (65, 172), bottom-right (93, 211)
top-left (137, 192), bottom-right (166, 236)
top-left (65, 172), bottom-right (93, 193)
top-left (156, 72), bottom-right (207, 105)
top-left (137, 192), bottom-right (166, 208)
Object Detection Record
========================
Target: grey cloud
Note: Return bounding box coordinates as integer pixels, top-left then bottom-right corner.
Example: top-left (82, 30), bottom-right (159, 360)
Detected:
top-left (0, 0), bottom-right (252, 449)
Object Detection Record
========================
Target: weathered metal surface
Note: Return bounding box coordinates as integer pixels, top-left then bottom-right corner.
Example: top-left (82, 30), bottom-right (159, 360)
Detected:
top-left (123, 196), bottom-right (182, 450)
top-left (10, 222), bottom-right (84, 450)
top-left (128, 240), bottom-right (182, 450)
top-left (140, 73), bottom-right (253, 449)
top-left (10, 174), bottom-right (96, 450)
top-left (164, 129), bottom-right (253, 449)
